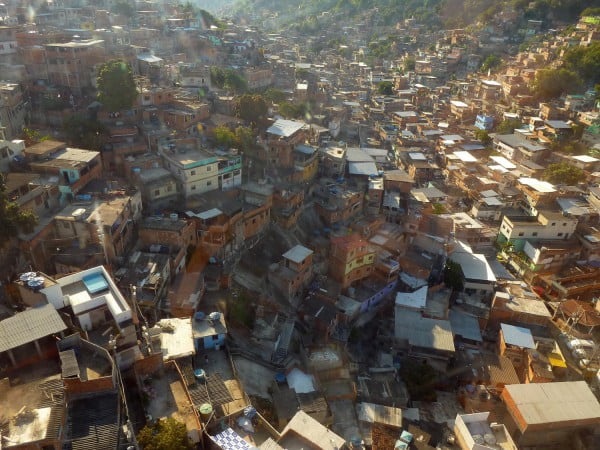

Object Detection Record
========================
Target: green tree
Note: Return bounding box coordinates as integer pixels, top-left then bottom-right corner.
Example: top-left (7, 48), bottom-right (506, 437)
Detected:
top-left (377, 81), bottom-right (394, 95)
top-left (210, 66), bottom-right (226, 88)
top-left (444, 260), bottom-right (464, 291)
top-left (295, 68), bottom-right (310, 81)
top-left (474, 129), bottom-right (492, 146)
top-left (97, 60), bottom-right (137, 111)
top-left (399, 359), bottom-right (438, 402)
top-left (113, 0), bottom-right (135, 18)
top-left (403, 56), bottom-right (416, 72)
top-left (264, 88), bottom-right (287, 103)
top-left (543, 162), bottom-right (586, 185)
top-left (582, 7), bottom-right (600, 17)
top-left (278, 101), bottom-right (307, 119)
top-left (481, 54), bottom-right (501, 72)
top-left (63, 116), bottom-right (107, 151)
top-left (0, 175), bottom-right (38, 241)
top-left (495, 118), bottom-right (522, 134)
top-left (234, 126), bottom-right (256, 152)
top-left (564, 42), bottom-right (600, 83)
top-left (432, 203), bottom-right (446, 214)
top-left (533, 68), bottom-right (582, 100)
top-left (214, 125), bottom-right (237, 148)
top-left (210, 67), bottom-right (247, 93)
top-left (137, 418), bottom-right (193, 450)
top-left (21, 127), bottom-right (51, 147)
top-left (235, 94), bottom-right (268, 125)
top-left (224, 70), bottom-right (248, 93)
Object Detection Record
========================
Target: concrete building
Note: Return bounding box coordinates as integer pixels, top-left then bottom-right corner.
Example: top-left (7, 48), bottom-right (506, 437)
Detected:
top-left (25, 142), bottom-right (103, 202)
top-left (0, 82), bottom-right (27, 139)
top-left (44, 39), bottom-right (106, 94)
top-left (493, 134), bottom-right (547, 164)
top-left (454, 412), bottom-right (517, 450)
top-left (498, 210), bottom-right (578, 250)
top-left (501, 382), bottom-right (600, 447)
top-left (269, 245), bottom-right (314, 304)
top-left (329, 234), bottom-right (375, 289)
top-left (159, 141), bottom-right (241, 198)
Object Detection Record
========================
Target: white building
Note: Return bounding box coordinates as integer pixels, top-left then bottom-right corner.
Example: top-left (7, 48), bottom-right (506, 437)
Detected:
top-left (498, 210), bottom-right (578, 248)
top-left (454, 412), bottom-right (517, 450)
top-left (0, 138), bottom-right (25, 172)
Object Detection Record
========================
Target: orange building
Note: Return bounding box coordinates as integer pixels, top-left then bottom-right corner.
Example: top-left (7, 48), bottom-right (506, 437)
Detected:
top-left (329, 234), bottom-right (375, 289)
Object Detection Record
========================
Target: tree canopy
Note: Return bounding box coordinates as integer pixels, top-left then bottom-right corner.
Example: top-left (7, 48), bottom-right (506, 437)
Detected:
top-left (235, 94), bottom-right (269, 125)
top-left (113, 1), bottom-right (135, 18)
top-left (0, 175), bottom-right (38, 242)
top-left (137, 418), bottom-right (193, 450)
top-left (214, 125), bottom-right (256, 152)
top-left (403, 56), bottom-right (416, 72)
top-left (495, 118), bottom-right (522, 134)
top-left (96, 60), bottom-right (138, 111)
top-left (532, 68), bottom-right (582, 100)
top-left (263, 88), bottom-right (287, 103)
top-left (377, 81), bottom-right (394, 95)
top-left (63, 116), bottom-right (107, 151)
top-left (563, 42), bottom-right (600, 84)
top-left (481, 54), bottom-right (501, 72)
top-left (21, 127), bottom-right (51, 147)
top-left (278, 100), bottom-right (313, 120)
top-left (210, 67), bottom-right (248, 93)
top-left (543, 162), bottom-right (586, 185)
top-left (582, 7), bottom-right (600, 17)
top-left (474, 129), bottom-right (492, 146)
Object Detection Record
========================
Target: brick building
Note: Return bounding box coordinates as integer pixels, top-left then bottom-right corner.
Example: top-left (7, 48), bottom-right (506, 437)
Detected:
top-left (329, 234), bottom-right (375, 289)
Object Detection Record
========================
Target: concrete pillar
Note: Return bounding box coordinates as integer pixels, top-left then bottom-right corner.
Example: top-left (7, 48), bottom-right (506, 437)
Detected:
top-left (34, 340), bottom-right (42, 356)
top-left (7, 349), bottom-right (16, 366)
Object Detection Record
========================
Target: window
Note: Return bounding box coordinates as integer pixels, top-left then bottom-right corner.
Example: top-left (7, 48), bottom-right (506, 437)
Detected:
top-left (532, 232), bottom-right (538, 237)
top-left (558, 232), bottom-right (563, 237)
top-left (551, 222), bottom-right (556, 226)
top-left (563, 223), bottom-right (567, 226)
top-left (207, 181), bottom-right (212, 186)
top-left (190, 170), bottom-right (196, 176)
top-left (154, 189), bottom-right (160, 196)
top-left (207, 166), bottom-right (212, 171)
top-left (212, 335), bottom-right (219, 340)
top-left (167, 185), bottom-right (172, 192)
top-left (518, 232), bottom-right (524, 236)
top-left (191, 185), bottom-right (196, 190)
top-left (63, 222), bottom-right (70, 229)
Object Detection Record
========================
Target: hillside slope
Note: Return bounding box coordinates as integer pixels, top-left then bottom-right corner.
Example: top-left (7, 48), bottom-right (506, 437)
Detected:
top-left (231, 0), bottom-right (600, 31)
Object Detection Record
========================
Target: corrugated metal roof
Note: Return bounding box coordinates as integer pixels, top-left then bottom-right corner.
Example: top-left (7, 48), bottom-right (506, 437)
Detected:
top-left (450, 251), bottom-right (497, 283)
top-left (348, 160), bottom-right (378, 175)
top-left (449, 309), bottom-right (482, 342)
top-left (59, 349), bottom-right (81, 379)
top-left (357, 402), bottom-right (403, 428)
top-left (505, 381), bottom-right (600, 427)
top-left (394, 309), bottom-right (455, 352)
top-left (282, 245), bottom-right (313, 264)
top-left (501, 323), bottom-right (535, 349)
top-left (267, 119), bottom-right (305, 137)
top-left (0, 304), bottom-right (67, 353)
top-left (395, 286), bottom-right (428, 309)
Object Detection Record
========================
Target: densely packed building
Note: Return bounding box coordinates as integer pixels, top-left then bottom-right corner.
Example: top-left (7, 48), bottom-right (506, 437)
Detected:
top-left (2, 2), bottom-right (600, 449)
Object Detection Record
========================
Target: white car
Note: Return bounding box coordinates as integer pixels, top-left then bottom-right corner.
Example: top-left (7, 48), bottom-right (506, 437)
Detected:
top-left (573, 348), bottom-right (590, 359)
top-left (579, 359), bottom-right (590, 369)
top-left (567, 338), bottom-right (595, 350)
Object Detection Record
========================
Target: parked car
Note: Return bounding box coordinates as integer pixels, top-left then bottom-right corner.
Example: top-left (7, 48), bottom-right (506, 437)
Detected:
top-left (566, 338), bottom-right (595, 350)
top-left (573, 348), bottom-right (590, 359)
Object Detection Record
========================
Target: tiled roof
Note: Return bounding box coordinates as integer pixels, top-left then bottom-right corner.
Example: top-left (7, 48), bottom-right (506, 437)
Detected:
top-left (65, 393), bottom-right (120, 450)
top-left (0, 304), bottom-right (67, 353)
